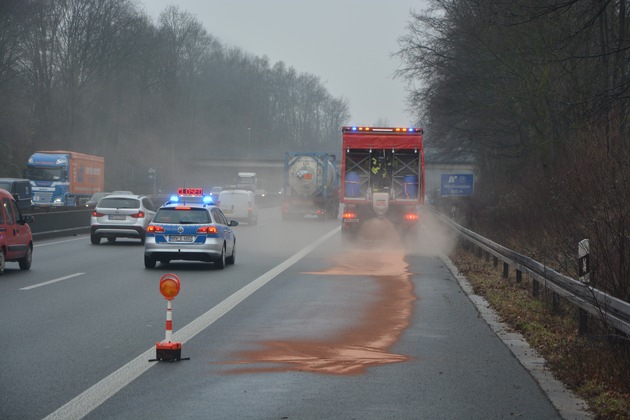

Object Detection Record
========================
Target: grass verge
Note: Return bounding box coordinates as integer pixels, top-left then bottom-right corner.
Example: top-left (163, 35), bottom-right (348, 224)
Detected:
top-left (449, 245), bottom-right (630, 419)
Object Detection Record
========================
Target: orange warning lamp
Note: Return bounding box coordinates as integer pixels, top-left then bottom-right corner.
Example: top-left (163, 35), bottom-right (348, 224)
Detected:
top-left (150, 273), bottom-right (189, 362)
top-left (159, 274), bottom-right (180, 300)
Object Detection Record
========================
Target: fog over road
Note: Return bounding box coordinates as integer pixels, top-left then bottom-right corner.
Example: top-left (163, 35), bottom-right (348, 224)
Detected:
top-left (1, 208), bottom-right (570, 419)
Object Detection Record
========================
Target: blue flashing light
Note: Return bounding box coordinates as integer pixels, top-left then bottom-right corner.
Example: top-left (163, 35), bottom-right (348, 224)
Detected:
top-left (351, 126), bottom-right (358, 131)
top-left (202, 195), bottom-right (213, 204)
top-left (169, 195), bottom-right (179, 203)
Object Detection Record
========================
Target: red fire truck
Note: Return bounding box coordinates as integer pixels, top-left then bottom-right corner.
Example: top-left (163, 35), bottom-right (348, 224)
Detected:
top-left (340, 126), bottom-right (425, 242)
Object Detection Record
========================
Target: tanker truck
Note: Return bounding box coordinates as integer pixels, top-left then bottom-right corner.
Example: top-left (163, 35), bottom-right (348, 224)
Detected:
top-left (281, 152), bottom-right (339, 220)
top-left (340, 126), bottom-right (424, 241)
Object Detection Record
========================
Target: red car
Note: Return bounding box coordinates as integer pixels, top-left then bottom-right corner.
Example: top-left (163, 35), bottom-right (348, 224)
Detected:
top-left (0, 188), bottom-right (34, 275)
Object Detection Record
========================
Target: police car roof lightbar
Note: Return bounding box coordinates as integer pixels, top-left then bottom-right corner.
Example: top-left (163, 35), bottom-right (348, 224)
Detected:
top-left (166, 188), bottom-right (213, 206)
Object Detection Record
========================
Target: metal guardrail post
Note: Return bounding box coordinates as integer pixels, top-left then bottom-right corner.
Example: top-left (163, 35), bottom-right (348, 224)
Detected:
top-left (552, 292), bottom-right (560, 314)
top-left (578, 308), bottom-right (588, 335)
top-left (533, 279), bottom-right (540, 297)
top-left (516, 270), bottom-right (522, 283)
top-left (502, 262), bottom-right (509, 279)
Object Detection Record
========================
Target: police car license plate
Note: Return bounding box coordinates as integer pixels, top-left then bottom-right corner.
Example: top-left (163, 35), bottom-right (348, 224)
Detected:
top-left (170, 235), bottom-right (193, 242)
top-left (109, 215), bottom-right (126, 220)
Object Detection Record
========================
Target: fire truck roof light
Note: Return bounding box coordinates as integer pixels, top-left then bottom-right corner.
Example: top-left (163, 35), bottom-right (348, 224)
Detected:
top-left (343, 126), bottom-right (421, 133)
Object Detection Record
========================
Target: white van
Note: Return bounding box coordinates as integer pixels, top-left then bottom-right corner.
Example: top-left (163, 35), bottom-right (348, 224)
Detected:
top-left (218, 189), bottom-right (258, 225)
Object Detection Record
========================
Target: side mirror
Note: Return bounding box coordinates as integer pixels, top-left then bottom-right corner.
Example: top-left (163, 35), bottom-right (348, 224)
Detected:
top-left (229, 220), bottom-right (239, 227)
top-left (23, 215), bottom-right (34, 224)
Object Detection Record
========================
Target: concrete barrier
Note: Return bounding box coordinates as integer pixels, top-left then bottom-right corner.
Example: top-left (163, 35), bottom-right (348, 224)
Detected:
top-left (26, 209), bottom-right (92, 239)
top-left (25, 197), bottom-right (282, 240)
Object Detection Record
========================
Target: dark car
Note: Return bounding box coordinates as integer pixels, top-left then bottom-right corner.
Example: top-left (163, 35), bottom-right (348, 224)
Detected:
top-left (0, 178), bottom-right (33, 211)
top-left (144, 191), bottom-right (238, 269)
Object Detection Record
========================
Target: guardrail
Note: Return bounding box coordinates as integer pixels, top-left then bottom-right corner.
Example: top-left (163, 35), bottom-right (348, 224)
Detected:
top-left (436, 213), bottom-right (630, 337)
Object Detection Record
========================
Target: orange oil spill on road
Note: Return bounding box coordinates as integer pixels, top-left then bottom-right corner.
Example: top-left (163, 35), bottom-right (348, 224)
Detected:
top-left (223, 218), bottom-right (417, 375)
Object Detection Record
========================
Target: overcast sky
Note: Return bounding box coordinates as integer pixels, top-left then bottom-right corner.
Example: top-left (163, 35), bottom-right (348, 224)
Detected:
top-left (140, 0), bottom-right (428, 127)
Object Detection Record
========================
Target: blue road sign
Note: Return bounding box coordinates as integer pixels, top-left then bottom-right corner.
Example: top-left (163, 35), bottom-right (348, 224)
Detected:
top-left (441, 174), bottom-right (474, 196)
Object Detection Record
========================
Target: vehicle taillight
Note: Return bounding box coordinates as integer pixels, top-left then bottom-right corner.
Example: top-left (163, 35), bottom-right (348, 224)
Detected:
top-left (92, 211), bottom-right (105, 217)
top-left (342, 212), bottom-right (358, 219)
top-left (197, 226), bottom-right (218, 234)
top-left (405, 213), bottom-right (419, 221)
top-left (130, 211), bottom-right (145, 218)
top-left (147, 225), bottom-right (164, 233)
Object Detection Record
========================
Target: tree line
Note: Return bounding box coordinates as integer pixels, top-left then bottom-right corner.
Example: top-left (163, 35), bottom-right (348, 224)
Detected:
top-left (397, 1), bottom-right (629, 302)
top-left (0, 0), bottom-right (350, 188)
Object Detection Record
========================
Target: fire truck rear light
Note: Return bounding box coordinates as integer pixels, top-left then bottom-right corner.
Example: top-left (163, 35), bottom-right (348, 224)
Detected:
top-left (343, 212), bottom-right (358, 219)
top-left (405, 213), bottom-right (419, 221)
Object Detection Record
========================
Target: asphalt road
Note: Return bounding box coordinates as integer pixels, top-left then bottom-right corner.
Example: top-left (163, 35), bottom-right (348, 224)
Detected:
top-left (1, 207), bottom-right (564, 419)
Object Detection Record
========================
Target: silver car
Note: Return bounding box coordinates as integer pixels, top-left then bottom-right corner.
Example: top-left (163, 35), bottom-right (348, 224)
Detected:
top-left (90, 194), bottom-right (156, 244)
top-left (144, 202), bottom-right (237, 269)
top-left (84, 192), bottom-right (111, 208)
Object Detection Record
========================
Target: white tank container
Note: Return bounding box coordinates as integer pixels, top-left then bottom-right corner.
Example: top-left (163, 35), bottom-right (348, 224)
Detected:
top-left (287, 155), bottom-right (336, 197)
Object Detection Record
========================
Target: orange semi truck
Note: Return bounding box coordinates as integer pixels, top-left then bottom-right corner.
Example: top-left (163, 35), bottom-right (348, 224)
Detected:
top-left (340, 126), bottom-right (425, 242)
top-left (26, 151), bottom-right (105, 207)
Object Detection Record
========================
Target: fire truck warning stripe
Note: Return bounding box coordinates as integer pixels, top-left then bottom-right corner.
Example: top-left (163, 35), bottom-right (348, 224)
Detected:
top-left (43, 226), bottom-right (340, 420)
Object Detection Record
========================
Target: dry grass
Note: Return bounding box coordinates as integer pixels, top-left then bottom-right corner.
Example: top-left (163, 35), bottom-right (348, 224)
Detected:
top-left (450, 245), bottom-right (630, 419)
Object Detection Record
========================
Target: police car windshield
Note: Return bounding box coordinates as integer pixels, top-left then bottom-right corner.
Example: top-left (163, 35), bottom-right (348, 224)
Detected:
top-left (154, 208), bottom-right (210, 224)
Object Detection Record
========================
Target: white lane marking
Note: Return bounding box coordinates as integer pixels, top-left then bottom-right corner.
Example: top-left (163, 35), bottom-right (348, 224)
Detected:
top-left (20, 273), bottom-right (86, 290)
top-left (34, 236), bottom-right (87, 247)
top-left (43, 226), bottom-right (340, 420)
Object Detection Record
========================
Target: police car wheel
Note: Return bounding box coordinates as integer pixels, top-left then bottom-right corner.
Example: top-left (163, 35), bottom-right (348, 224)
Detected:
top-left (215, 244), bottom-right (226, 270)
top-left (144, 254), bottom-right (156, 269)
top-left (226, 243), bottom-right (235, 265)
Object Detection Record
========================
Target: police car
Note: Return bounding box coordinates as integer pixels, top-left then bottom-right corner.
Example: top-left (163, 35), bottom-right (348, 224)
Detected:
top-left (143, 188), bottom-right (238, 269)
